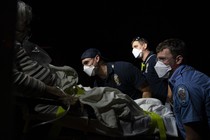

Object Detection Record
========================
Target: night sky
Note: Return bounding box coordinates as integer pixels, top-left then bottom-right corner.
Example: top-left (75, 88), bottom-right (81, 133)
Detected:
top-left (25, 0), bottom-right (209, 86)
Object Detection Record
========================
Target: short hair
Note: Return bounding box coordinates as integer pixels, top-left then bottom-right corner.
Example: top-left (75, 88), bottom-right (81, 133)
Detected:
top-left (131, 36), bottom-right (148, 45)
top-left (156, 38), bottom-right (186, 58)
top-left (131, 36), bottom-right (151, 50)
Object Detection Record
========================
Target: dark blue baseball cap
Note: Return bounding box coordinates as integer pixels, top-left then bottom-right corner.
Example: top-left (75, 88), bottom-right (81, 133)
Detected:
top-left (81, 48), bottom-right (102, 60)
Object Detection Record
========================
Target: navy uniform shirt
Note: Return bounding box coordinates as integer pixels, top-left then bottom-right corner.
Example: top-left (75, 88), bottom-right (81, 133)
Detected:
top-left (169, 65), bottom-right (210, 139)
top-left (141, 52), bottom-right (168, 104)
top-left (94, 61), bottom-right (147, 99)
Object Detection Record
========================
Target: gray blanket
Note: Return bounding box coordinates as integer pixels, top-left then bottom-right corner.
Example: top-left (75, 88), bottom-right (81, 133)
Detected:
top-left (79, 87), bottom-right (152, 137)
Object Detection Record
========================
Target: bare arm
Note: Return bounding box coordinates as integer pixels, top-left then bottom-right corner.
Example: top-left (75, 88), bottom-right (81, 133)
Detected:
top-left (139, 85), bottom-right (152, 98)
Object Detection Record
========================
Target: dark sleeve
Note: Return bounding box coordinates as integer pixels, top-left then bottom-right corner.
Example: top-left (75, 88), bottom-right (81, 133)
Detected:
top-left (124, 62), bottom-right (147, 89)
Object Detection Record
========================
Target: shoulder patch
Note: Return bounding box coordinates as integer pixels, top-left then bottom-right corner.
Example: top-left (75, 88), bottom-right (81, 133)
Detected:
top-left (176, 85), bottom-right (189, 106)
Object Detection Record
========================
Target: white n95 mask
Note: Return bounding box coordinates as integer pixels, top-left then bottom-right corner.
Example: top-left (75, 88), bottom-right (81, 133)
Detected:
top-left (83, 65), bottom-right (96, 76)
top-left (132, 48), bottom-right (143, 58)
top-left (154, 60), bottom-right (172, 78)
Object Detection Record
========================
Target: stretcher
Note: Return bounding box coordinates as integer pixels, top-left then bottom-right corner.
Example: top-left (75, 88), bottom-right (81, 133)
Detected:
top-left (17, 86), bottom-right (178, 140)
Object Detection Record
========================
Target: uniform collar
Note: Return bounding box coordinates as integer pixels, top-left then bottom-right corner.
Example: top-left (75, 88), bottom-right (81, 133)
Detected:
top-left (169, 65), bottom-right (194, 85)
top-left (143, 51), bottom-right (155, 63)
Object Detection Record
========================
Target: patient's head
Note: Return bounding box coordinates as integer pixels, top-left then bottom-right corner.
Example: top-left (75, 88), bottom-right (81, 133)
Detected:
top-left (16, 0), bottom-right (32, 43)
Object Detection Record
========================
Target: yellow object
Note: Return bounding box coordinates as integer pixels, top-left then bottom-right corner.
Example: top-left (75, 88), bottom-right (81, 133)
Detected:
top-left (141, 63), bottom-right (146, 72)
top-left (145, 111), bottom-right (166, 140)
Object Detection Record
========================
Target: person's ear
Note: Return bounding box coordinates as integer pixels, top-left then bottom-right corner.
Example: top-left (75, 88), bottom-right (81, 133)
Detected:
top-left (175, 55), bottom-right (183, 64)
top-left (142, 43), bottom-right (147, 50)
top-left (95, 55), bottom-right (100, 62)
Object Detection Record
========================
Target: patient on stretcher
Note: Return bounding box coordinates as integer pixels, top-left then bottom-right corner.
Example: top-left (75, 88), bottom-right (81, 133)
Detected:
top-left (50, 81), bottom-right (178, 139)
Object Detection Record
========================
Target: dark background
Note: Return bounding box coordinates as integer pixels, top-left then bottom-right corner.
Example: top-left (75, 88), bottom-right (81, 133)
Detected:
top-left (26, 0), bottom-right (209, 86)
top-left (0, 0), bottom-right (209, 139)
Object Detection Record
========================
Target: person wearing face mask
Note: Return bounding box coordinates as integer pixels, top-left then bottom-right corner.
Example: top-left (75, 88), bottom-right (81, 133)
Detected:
top-left (131, 36), bottom-right (168, 105)
top-left (80, 48), bottom-right (152, 99)
top-left (155, 38), bottom-right (210, 140)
